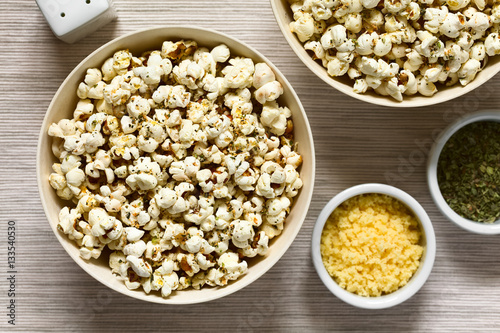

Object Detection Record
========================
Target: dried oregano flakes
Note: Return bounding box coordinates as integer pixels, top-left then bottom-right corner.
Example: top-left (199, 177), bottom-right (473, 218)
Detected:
top-left (437, 121), bottom-right (500, 223)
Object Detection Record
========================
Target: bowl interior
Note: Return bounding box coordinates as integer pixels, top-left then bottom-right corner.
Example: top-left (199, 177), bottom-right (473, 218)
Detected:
top-left (270, 0), bottom-right (500, 108)
top-left (428, 111), bottom-right (500, 234)
top-left (311, 184), bottom-right (436, 309)
top-left (37, 26), bottom-right (315, 304)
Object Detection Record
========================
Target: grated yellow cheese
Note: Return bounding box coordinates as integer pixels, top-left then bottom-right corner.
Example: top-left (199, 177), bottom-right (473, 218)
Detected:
top-left (320, 193), bottom-right (423, 297)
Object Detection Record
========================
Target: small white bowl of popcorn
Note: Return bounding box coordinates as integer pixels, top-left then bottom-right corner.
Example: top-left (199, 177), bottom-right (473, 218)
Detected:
top-left (271, 0), bottom-right (500, 107)
top-left (37, 26), bottom-right (315, 304)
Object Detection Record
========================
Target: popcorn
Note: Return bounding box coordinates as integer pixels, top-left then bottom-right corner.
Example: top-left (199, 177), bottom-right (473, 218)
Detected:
top-left (222, 58), bottom-right (255, 89)
top-left (161, 40), bottom-right (197, 60)
top-left (457, 58), bottom-right (481, 85)
top-left (85, 68), bottom-right (102, 86)
top-left (173, 60), bottom-right (204, 90)
top-left (88, 81), bottom-right (106, 100)
top-left (253, 63), bottom-right (276, 89)
top-left (49, 172), bottom-right (66, 191)
top-left (66, 167), bottom-right (85, 187)
top-left (230, 219), bottom-right (254, 249)
top-left (106, 219), bottom-right (124, 240)
top-left (290, 11), bottom-right (315, 42)
top-left (260, 101), bottom-right (292, 136)
top-left (155, 187), bottom-right (177, 209)
top-left (126, 255), bottom-right (152, 278)
top-left (470, 42), bottom-right (486, 61)
top-left (48, 39), bottom-right (303, 298)
top-left (440, 12), bottom-right (465, 38)
top-left (417, 76), bottom-right (438, 96)
top-left (123, 240), bottom-right (147, 257)
top-left (121, 199), bottom-right (151, 227)
top-left (124, 227), bottom-right (145, 242)
top-left (103, 76), bottom-right (131, 106)
top-left (73, 99), bottom-right (94, 121)
top-left (180, 227), bottom-right (212, 254)
top-left (101, 58), bottom-right (117, 82)
top-left (215, 252), bottom-right (248, 282)
top-left (148, 259), bottom-right (180, 296)
top-left (289, 0), bottom-right (498, 101)
top-left (254, 81), bottom-right (284, 104)
top-left (344, 13), bottom-right (362, 33)
top-left (467, 12), bottom-right (490, 35)
top-left (327, 57), bottom-right (350, 76)
top-left (194, 48), bottom-right (216, 74)
top-left (374, 36), bottom-right (392, 57)
top-left (447, 0), bottom-right (469, 11)
top-left (126, 95), bottom-right (150, 118)
top-left (485, 33), bottom-right (500, 55)
top-left (88, 208), bottom-right (115, 237)
top-left (133, 51), bottom-right (172, 85)
top-left (211, 44), bottom-right (230, 63)
top-left (152, 85), bottom-right (191, 109)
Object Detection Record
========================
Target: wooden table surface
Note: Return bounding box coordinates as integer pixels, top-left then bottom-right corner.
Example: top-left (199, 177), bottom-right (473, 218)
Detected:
top-left (2, 1), bottom-right (500, 331)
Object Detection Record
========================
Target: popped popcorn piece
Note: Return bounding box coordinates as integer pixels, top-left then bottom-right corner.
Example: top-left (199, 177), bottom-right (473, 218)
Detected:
top-left (216, 252), bottom-right (248, 282)
top-left (290, 11), bottom-right (315, 42)
top-left (161, 40), bottom-right (197, 60)
top-left (126, 255), bottom-right (152, 277)
top-left (124, 227), bottom-right (145, 242)
top-left (254, 81), bottom-right (284, 105)
top-left (240, 231), bottom-right (269, 258)
top-left (173, 59), bottom-right (205, 90)
top-left (109, 251), bottom-right (129, 278)
top-left (47, 39), bottom-right (303, 299)
top-left (485, 33), bottom-right (500, 56)
top-left (253, 63), bottom-right (276, 89)
top-left (113, 50), bottom-right (132, 75)
top-left (260, 101), bottom-right (292, 136)
top-left (149, 259), bottom-right (180, 297)
top-left (211, 44), bottom-right (231, 63)
top-left (222, 58), bottom-right (255, 89)
top-left (123, 240), bottom-right (147, 257)
top-left (101, 58), bottom-right (117, 82)
top-left (133, 51), bottom-right (172, 85)
top-left (126, 95), bottom-right (150, 118)
top-left (230, 219), bottom-right (255, 249)
top-left (457, 58), bottom-right (481, 85)
top-left (85, 68), bottom-right (102, 86)
top-left (417, 76), bottom-right (438, 96)
top-left (152, 85), bottom-right (191, 109)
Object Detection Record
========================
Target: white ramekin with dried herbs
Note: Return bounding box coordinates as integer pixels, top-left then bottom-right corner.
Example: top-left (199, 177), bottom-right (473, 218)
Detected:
top-left (428, 110), bottom-right (500, 235)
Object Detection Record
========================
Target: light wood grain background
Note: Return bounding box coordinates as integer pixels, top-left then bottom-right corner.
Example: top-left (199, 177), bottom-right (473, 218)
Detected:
top-left (2, 0), bottom-right (500, 332)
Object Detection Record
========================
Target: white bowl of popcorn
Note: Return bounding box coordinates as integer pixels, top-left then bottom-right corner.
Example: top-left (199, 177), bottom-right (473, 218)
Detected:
top-left (36, 26), bottom-right (315, 304)
top-left (270, 0), bottom-right (500, 107)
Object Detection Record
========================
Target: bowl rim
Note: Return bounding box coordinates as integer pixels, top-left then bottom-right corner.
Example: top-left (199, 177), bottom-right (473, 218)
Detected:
top-left (311, 183), bottom-right (436, 309)
top-left (36, 25), bottom-right (316, 304)
top-left (269, 0), bottom-right (500, 108)
top-left (427, 110), bottom-right (500, 235)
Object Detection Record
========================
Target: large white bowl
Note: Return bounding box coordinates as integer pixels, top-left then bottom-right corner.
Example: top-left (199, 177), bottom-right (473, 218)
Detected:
top-left (312, 184), bottom-right (436, 309)
top-left (427, 110), bottom-right (500, 235)
top-left (36, 26), bottom-right (315, 304)
top-left (270, 0), bottom-right (500, 108)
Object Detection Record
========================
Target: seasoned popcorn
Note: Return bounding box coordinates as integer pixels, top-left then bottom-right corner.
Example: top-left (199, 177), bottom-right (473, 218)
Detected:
top-left (48, 40), bottom-right (303, 297)
top-left (288, 0), bottom-right (500, 101)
